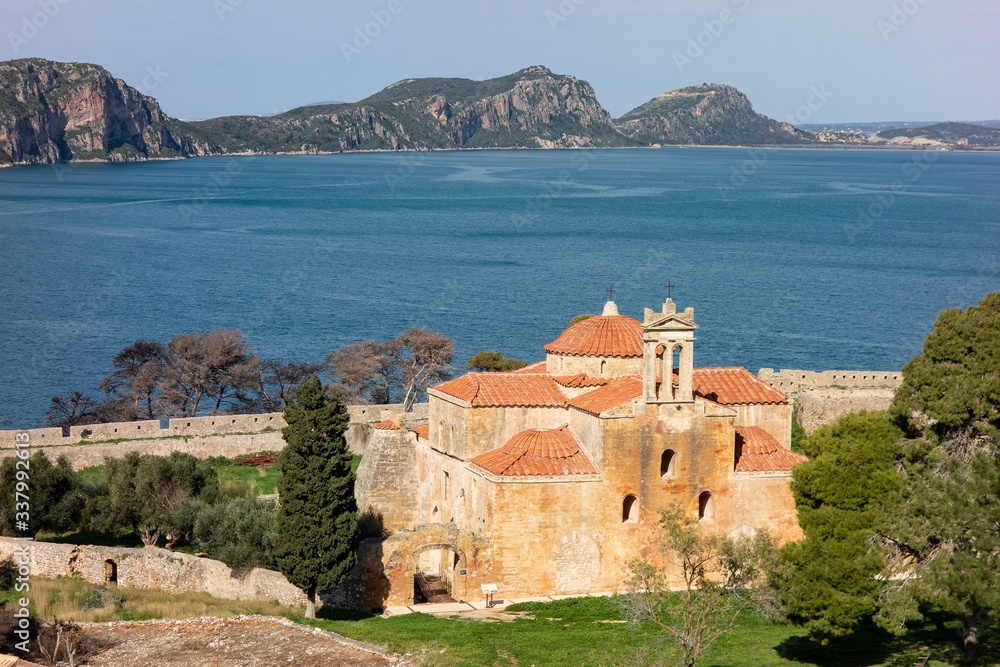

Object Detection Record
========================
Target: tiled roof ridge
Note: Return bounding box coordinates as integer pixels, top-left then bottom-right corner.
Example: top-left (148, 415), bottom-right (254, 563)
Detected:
top-left (734, 425), bottom-right (808, 473)
top-left (552, 373), bottom-right (610, 388)
top-left (544, 313), bottom-right (645, 359)
top-left (470, 425), bottom-right (598, 477)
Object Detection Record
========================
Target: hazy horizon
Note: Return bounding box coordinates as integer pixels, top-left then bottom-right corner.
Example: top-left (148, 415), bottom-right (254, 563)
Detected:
top-left (2, 0), bottom-right (997, 124)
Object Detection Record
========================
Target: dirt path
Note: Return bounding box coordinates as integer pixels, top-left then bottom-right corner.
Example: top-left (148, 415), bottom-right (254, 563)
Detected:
top-left (81, 616), bottom-right (404, 667)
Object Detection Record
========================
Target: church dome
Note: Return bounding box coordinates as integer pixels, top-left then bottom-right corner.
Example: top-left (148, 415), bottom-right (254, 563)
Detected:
top-left (544, 301), bottom-right (644, 358)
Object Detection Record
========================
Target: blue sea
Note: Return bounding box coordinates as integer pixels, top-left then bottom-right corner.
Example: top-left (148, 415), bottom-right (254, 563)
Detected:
top-left (1, 148), bottom-right (998, 427)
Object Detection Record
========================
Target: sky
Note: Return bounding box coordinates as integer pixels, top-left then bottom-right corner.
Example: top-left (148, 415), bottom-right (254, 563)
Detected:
top-left (2, 0), bottom-right (997, 124)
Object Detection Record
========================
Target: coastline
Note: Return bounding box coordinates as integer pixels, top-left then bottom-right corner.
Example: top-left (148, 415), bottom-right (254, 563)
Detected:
top-left (2, 141), bottom-right (997, 170)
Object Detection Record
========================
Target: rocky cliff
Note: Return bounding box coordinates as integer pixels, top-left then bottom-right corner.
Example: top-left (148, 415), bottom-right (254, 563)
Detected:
top-left (189, 65), bottom-right (634, 153)
top-left (0, 58), bottom-right (214, 166)
top-left (614, 83), bottom-right (812, 146)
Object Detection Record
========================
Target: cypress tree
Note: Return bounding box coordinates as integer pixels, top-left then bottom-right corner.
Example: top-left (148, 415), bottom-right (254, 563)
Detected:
top-left (272, 375), bottom-right (359, 618)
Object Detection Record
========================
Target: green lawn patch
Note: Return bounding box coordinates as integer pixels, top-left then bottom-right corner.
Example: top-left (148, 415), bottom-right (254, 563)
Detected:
top-left (299, 596), bottom-right (991, 667)
top-left (208, 454), bottom-right (282, 496)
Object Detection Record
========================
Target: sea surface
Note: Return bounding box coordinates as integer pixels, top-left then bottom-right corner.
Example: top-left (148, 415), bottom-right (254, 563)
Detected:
top-left (1, 148), bottom-right (998, 427)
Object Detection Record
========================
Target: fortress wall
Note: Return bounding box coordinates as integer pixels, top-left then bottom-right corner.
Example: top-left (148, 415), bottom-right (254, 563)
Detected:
top-left (757, 369), bottom-right (902, 433)
top-left (758, 369), bottom-right (902, 392)
top-left (0, 537), bottom-right (307, 607)
top-left (0, 403), bottom-right (429, 467)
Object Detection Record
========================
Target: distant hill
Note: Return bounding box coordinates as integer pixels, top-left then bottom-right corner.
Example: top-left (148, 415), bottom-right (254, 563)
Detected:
top-left (801, 120), bottom-right (1000, 134)
top-left (0, 58), bottom-right (215, 166)
top-left (2, 58), bottom-right (995, 167)
top-left (187, 65), bottom-right (634, 153)
top-left (614, 84), bottom-right (812, 146)
top-left (875, 122), bottom-right (1000, 147)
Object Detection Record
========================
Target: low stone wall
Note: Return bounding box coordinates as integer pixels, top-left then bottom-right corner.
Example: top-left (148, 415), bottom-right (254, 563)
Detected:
top-left (0, 403), bottom-right (429, 468)
top-left (0, 537), bottom-right (307, 607)
top-left (758, 369), bottom-right (902, 433)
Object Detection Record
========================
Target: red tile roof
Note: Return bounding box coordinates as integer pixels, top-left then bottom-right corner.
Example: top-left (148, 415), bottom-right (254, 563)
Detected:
top-left (432, 373), bottom-right (567, 408)
top-left (511, 360), bottom-right (547, 374)
top-left (411, 424), bottom-right (429, 440)
top-left (734, 426), bottom-right (808, 473)
top-left (692, 368), bottom-right (789, 405)
top-left (569, 376), bottom-right (643, 415)
top-left (553, 373), bottom-right (610, 389)
top-left (544, 314), bottom-right (644, 358)
top-left (373, 419), bottom-right (399, 430)
top-left (469, 425), bottom-right (598, 477)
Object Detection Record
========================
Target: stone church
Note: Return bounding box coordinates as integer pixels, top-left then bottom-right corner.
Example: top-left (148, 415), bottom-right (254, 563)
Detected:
top-left (353, 298), bottom-right (806, 609)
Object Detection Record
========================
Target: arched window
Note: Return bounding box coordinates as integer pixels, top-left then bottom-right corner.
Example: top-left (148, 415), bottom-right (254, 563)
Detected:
top-left (660, 450), bottom-right (676, 478)
top-left (622, 495), bottom-right (639, 523)
top-left (600, 359), bottom-right (607, 375)
top-left (671, 345), bottom-right (682, 399)
top-left (654, 344), bottom-right (666, 399)
top-left (698, 492), bottom-right (714, 521)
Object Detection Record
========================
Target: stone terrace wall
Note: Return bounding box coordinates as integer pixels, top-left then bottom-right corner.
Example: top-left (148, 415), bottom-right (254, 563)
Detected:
top-left (758, 369), bottom-right (902, 433)
top-left (0, 403), bottom-right (429, 468)
top-left (0, 537), bottom-right (307, 607)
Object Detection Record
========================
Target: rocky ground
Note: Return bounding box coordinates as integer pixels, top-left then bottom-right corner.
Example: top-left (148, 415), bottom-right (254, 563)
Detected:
top-left (79, 616), bottom-right (404, 667)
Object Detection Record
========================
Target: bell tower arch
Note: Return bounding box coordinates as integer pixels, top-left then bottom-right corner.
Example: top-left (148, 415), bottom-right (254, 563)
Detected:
top-left (642, 298), bottom-right (697, 404)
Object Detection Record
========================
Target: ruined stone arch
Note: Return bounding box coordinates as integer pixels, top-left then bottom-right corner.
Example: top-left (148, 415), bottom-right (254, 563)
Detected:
top-left (411, 542), bottom-right (467, 569)
top-left (550, 531), bottom-right (601, 593)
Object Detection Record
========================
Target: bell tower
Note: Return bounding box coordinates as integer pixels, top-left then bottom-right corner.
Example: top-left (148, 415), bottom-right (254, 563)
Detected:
top-left (642, 298), bottom-right (697, 404)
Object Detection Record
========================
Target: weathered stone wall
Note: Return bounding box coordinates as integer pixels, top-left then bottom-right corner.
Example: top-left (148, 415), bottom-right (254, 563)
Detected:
top-left (0, 403), bottom-right (428, 468)
top-left (0, 537), bottom-right (307, 607)
top-left (758, 369), bottom-right (902, 433)
top-left (355, 429), bottom-right (420, 531)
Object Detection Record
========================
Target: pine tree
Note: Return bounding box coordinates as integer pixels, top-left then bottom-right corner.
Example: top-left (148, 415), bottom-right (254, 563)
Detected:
top-left (272, 375), bottom-right (359, 618)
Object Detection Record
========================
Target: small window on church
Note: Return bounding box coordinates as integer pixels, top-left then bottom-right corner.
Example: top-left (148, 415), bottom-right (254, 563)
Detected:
top-left (698, 491), bottom-right (714, 521)
top-left (660, 450), bottom-right (676, 478)
top-left (600, 360), bottom-right (607, 375)
top-left (622, 495), bottom-right (639, 523)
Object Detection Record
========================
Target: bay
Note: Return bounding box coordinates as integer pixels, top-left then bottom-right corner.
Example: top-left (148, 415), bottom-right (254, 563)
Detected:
top-left (1, 147), bottom-right (998, 427)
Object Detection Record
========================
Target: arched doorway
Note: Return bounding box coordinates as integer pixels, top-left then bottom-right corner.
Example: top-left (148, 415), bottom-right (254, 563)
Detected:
top-left (411, 543), bottom-right (466, 604)
top-left (104, 559), bottom-right (118, 584)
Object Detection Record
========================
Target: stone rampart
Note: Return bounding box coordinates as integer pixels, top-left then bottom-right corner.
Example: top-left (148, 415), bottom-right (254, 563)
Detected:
top-left (0, 537), bottom-right (307, 607)
top-left (758, 369), bottom-right (902, 433)
top-left (0, 403), bottom-right (429, 468)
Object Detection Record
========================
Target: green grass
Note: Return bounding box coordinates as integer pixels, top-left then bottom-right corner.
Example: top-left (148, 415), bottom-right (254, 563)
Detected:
top-left (352, 455), bottom-right (362, 474)
top-left (301, 596), bottom-right (993, 667)
top-left (208, 455), bottom-right (282, 496)
top-left (81, 455), bottom-right (286, 496)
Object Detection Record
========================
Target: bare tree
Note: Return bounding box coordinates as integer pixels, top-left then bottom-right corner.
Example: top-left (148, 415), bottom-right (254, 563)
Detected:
top-left (44, 392), bottom-right (103, 429)
top-left (398, 327), bottom-right (454, 412)
top-left (100, 339), bottom-right (167, 420)
top-left (326, 328), bottom-right (453, 409)
top-left (255, 359), bottom-right (321, 411)
top-left (326, 338), bottom-right (402, 404)
top-left (618, 505), bottom-right (780, 667)
top-left (159, 329), bottom-right (261, 416)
